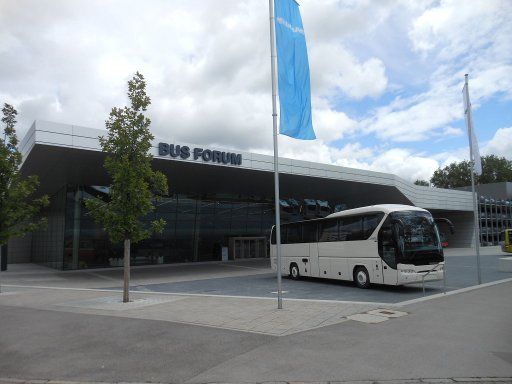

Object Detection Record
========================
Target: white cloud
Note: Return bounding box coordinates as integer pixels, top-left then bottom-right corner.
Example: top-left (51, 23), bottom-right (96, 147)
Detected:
top-left (310, 43), bottom-right (388, 99)
top-left (361, 0), bottom-right (512, 145)
top-left (409, 0), bottom-right (511, 60)
top-left (440, 126), bottom-right (463, 138)
top-left (0, 0), bottom-right (510, 184)
top-left (312, 99), bottom-right (357, 143)
top-left (0, 0), bottom-right (390, 151)
top-left (369, 148), bottom-right (439, 181)
top-left (269, 139), bottom-right (441, 183)
top-left (482, 127), bottom-right (512, 159)
top-left (362, 86), bottom-right (460, 142)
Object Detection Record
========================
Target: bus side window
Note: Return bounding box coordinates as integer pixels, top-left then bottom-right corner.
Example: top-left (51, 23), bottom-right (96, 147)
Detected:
top-left (281, 224), bottom-right (287, 244)
top-left (339, 215), bottom-right (363, 241)
top-left (287, 223), bottom-right (302, 244)
top-left (303, 221), bottom-right (317, 243)
top-left (271, 224), bottom-right (287, 244)
top-left (319, 219), bottom-right (338, 242)
top-left (363, 213), bottom-right (385, 239)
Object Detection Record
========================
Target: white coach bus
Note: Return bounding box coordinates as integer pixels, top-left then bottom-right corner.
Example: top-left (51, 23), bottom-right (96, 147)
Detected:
top-left (270, 204), bottom-right (448, 288)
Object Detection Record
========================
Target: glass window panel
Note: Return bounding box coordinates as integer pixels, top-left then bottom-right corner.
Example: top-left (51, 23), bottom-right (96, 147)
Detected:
top-left (339, 216), bottom-right (363, 241)
top-left (246, 221), bottom-right (262, 236)
top-left (216, 201), bottom-right (232, 217)
top-left (303, 221), bottom-right (318, 243)
top-left (247, 202), bottom-right (263, 218)
top-left (319, 219), bottom-right (338, 242)
top-left (174, 220), bottom-right (195, 262)
top-left (287, 223), bottom-right (302, 244)
top-left (231, 202), bottom-right (248, 220)
top-left (378, 216), bottom-right (396, 268)
top-left (363, 213), bottom-right (385, 239)
top-left (176, 196), bottom-right (197, 220)
top-left (198, 199), bottom-right (216, 214)
top-left (156, 197), bottom-right (178, 213)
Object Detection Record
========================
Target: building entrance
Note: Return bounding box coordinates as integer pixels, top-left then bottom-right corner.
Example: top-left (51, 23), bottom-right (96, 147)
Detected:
top-left (229, 237), bottom-right (267, 260)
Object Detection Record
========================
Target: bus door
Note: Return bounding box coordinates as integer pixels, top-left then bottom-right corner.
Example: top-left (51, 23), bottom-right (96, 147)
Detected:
top-left (371, 256), bottom-right (383, 283)
top-left (378, 218), bottom-right (398, 285)
top-left (308, 242), bottom-right (319, 277)
top-left (303, 221), bottom-right (319, 277)
top-left (381, 259), bottom-right (397, 285)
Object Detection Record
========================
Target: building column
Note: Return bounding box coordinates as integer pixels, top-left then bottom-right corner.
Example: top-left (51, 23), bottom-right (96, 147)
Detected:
top-left (193, 200), bottom-right (200, 262)
top-left (71, 188), bottom-right (82, 270)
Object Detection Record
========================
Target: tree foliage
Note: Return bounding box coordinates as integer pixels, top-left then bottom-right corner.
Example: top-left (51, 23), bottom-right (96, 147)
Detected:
top-left (0, 104), bottom-right (49, 245)
top-left (430, 155), bottom-right (512, 189)
top-left (414, 179), bottom-right (430, 186)
top-left (84, 72), bottom-right (168, 244)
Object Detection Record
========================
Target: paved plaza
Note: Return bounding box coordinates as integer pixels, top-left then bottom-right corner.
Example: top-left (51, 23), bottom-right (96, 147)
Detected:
top-left (2, 248), bottom-right (511, 304)
top-left (0, 247), bottom-right (511, 383)
top-left (122, 253), bottom-right (511, 303)
top-left (0, 281), bottom-right (511, 383)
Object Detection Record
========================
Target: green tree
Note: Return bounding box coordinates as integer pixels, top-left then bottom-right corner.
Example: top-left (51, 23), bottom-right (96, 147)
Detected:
top-left (478, 155), bottom-right (512, 184)
top-left (414, 179), bottom-right (430, 186)
top-left (430, 155), bottom-right (512, 188)
top-left (84, 72), bottom-right (168, 303)
top-left (0, 104), bottom-right (48, 247)
top-left (430, 160), bottom-right (472, 189)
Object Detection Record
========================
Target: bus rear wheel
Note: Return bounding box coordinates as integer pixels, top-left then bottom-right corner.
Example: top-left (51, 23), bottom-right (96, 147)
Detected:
top-left (290, 263), bottom-right (300, 280)
top-left (354, 266), bottom-right (371, 289)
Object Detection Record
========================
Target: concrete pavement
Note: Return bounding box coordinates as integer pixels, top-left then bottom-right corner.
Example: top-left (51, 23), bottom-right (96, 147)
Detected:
top-left (0, 250), bottom-right (511, 383)
top-left (0, 286), bottom-right (380, 336)
top-left (0, 281), bottom-right (511, 383)
top-left (0, 258), bottom-right (271, 289)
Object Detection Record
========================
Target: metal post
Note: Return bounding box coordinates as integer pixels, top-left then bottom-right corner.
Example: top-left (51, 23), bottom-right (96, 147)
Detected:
top-left (443, 264), bottom-right (447, 294)
top-left (269, 0), bottom-right (283, 309)
top-left (470, 163), bottom-right (482, 284)
top-left (71, 188), bottom-right (82, 269)
top-left (465, 74), bottom-right (482, 285)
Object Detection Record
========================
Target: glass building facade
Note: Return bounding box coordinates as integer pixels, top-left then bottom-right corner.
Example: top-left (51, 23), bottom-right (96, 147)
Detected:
top-left (32, 184), bottom-right (337, 270)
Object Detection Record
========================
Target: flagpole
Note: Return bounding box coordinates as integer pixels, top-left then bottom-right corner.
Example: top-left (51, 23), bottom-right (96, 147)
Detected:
top-left (269, 0), bottom-right (283, 309)
top-left (465, 74), bottom-right (482, 285)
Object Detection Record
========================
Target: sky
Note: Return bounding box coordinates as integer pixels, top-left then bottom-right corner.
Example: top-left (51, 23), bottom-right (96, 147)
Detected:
top-left (0, 0), bottom-right (511, 182)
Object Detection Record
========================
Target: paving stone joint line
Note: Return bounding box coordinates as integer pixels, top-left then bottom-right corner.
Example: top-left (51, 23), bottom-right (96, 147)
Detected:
top-left (1, 378), bottom-right (512, 384)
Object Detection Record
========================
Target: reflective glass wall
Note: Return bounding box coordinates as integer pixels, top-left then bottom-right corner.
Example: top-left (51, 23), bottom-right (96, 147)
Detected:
top-left (34, 184), bottom-right (347, 270)
top-left (62, 185), bottom-right (279, 269)
top-left (32, 186), bottom-right (67, 269)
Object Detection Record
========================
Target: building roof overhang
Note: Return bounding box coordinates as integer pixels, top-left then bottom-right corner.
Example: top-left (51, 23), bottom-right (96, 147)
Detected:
top-left (19, 120), bottom-right (474, 212)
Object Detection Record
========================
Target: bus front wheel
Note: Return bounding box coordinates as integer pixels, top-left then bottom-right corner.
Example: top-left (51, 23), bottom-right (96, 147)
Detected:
top-left (354, 267), bottom-right (371, 289)
top-left (290, 263), bottom-right (300, 280)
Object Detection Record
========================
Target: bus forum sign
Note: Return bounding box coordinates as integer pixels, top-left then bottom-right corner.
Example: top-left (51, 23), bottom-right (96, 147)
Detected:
top-left (158, 143), bottom-right (242, 166)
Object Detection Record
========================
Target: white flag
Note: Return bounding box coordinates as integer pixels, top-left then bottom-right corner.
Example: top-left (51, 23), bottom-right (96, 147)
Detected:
top-left (462, 82), bottom-right (482, 175)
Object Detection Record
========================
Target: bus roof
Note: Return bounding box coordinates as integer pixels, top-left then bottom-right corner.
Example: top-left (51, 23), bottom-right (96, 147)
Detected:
top-left (271, 204), bottom-right (430, 229)
top-left (326, 204), bottom-right (428, 219)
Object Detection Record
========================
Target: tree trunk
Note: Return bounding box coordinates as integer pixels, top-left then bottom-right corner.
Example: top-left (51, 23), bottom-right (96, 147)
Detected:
top-left (123, 238), bottom-right (130, 303)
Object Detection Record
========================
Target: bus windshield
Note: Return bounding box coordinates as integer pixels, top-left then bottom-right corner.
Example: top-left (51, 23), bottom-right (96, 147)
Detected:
top-left (391, 211), bottom-right (443, 265)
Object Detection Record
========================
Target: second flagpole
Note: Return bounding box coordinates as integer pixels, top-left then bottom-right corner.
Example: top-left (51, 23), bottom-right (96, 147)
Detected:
top-left (269, 0), bottom-right (283, 309)
top-left (464, 74), bottom-right (482, 285)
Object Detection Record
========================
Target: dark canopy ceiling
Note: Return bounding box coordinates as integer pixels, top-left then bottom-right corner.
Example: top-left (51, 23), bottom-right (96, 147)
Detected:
top-left (22, 144), bottom-right (412, 207)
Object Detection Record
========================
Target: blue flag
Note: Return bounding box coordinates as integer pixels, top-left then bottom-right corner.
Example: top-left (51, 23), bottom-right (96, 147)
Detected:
top-left (274, 0), bottom-right (315, 140)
